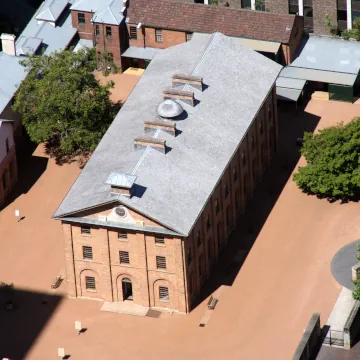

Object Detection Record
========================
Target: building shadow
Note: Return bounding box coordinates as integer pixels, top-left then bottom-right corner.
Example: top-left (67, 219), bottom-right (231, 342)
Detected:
top-left (1, 135), bottom-right (48, 210)
top-left (0, 286), bottom-right (63, 359)
top-left (195, 100), bottom-right (321, 307)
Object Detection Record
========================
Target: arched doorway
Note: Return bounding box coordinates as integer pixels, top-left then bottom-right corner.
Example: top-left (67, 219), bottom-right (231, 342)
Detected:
top-left (122, 278), bottom-right (133, 301)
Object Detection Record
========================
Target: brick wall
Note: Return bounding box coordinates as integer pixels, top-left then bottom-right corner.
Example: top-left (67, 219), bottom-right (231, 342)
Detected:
top-left (71, 10), bottom-right (94, 40)
top-left (0, 145), bottom-right (17, 208)
top-left (312, 0), bottom-right (337, 34)
top-left (185, 85), bottom-right (278, 310)
top-left (128, 24), bottom-right (188, 49)
top-left (265, 0), bottom-right (289, 14)
top-left (288, 16), bottom-right (304, 61)
top-left (94, 23), bottom-right (124, 68)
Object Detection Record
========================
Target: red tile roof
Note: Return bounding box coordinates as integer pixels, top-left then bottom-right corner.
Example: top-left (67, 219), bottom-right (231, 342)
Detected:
top-left (127, 0), bottom-right (298, 44)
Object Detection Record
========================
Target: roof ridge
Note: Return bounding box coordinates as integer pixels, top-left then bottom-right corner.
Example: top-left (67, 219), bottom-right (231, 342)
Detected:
top-left (131, 32), bottom-right (220, 177)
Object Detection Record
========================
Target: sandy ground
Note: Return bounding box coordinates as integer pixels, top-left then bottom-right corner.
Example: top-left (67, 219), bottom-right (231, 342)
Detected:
top-left (1, 100), bottom-right (360, 360)
top-left (94, 71), bottom-right (141, 104)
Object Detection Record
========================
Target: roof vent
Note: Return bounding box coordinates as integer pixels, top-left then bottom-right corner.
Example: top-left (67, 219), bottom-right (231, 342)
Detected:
top-left (144, 120), bottom-right (176, 135)
top-left (106, 172), bottom-right (137, 197)
top-left (157, 99), bottom-right (184, 118)
top-left (163, 89), bottom-right (195, 106)
top-left (172, 73), bottom-right (203, 91)
top-left (134, 136), bottom-right (166, 153)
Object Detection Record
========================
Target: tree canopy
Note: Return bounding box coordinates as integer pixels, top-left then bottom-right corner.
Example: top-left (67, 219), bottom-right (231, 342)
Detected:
top-left (293, 118), bottom-right (360, 200)
top-left (13, 48), bottom-right (118, 158)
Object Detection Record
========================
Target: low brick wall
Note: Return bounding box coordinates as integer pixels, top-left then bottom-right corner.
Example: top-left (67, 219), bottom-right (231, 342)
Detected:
top-left (344, 300), bottom-right (360, 349)
top-left (292, 313), bottom-right (321, 360)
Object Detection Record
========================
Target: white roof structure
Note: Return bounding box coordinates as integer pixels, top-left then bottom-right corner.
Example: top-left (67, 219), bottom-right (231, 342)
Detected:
top-left (106, 173), bottom-right (137, 188)
top-left (280, 36), bottom-right (360, 89)
top-left (36, 0), bottom-right (70, 22)
top-left (71, 0), bottom-right (124, 25)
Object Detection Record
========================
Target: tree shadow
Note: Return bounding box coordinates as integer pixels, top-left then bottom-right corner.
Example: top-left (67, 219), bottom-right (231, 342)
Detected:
top-left (195, 100), bottom-right (322, 307)
top-left (0, 286), bottom-right (63, 359)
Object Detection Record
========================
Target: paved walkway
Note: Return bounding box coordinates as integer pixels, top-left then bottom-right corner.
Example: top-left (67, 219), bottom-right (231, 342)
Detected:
top-left (101, 301), bottom-right (149, 317)
top-left (324, 287), bottom-right (355, 345)
top-left (331, 240), bottom-right (360, 290)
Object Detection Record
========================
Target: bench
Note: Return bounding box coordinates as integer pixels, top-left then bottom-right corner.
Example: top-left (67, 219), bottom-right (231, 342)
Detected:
top-left (207, 295), bottom-right (218, 310)
top-left (51, 275), bottom-right (63, 289)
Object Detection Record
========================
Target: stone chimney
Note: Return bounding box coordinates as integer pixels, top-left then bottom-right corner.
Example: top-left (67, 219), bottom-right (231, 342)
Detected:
top-left (1, 34), bottom-right (16, 56)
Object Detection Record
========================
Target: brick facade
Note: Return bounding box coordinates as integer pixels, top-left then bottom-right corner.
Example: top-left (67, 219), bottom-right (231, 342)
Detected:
top-left (71, 9), bottom-right (127, 68)
top-left (312, 0), bottom-right (337, 34)
top-left (62, 86), bottom-right (278, 313)
top-left (0, 145), bottom-right (17, 208)
top-left (127, 25), bottom-right (188, 49)
top-left (265, 0), bottom-right (289, 14)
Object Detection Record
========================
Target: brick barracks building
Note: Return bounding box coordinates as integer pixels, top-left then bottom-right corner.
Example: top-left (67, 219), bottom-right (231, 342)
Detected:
top-left (69, 0), bottom-right (303, 71)
top-left (192, 0), bottom-right (360, 35)
top-left (54, 32), bottom-right (282, 313)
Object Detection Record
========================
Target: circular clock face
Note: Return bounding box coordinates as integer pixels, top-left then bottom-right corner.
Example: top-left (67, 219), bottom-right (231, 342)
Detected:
top-left (115, 206), bottom-right (126, 218)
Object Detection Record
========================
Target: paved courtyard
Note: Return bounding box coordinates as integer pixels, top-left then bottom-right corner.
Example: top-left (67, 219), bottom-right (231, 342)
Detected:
top-left (1, 100), bottom-right (360, 359)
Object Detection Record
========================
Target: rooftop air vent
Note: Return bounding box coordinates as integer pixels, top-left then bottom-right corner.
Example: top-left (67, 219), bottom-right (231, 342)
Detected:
top-left (172, 73), bottom-right (203, 91)
top-left (144, 120), bottom-right (176, 136)
top-left (134, 136), bottom-right (166, 153)
top-left (106, 172), bottom-right (137, 197)
top-left (163, 89), bottom-right (195, 107)
top-left (157, 99), bottom-right (184, 118)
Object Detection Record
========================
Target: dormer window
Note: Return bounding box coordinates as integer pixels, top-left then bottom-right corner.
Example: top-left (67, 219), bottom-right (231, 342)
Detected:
top-left (106, 172), bottom-right (137, 197)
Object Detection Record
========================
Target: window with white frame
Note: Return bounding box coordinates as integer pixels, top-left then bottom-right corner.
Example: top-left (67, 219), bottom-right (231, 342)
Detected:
top-left (155, 29), bottom-right (163, 43)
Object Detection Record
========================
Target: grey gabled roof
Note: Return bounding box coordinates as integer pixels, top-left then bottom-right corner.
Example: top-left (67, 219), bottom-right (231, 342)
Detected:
top-left (71, 0), bottom-right (124, 25)
top-left (16, 36), bottom-right (43, 56)
top-left (0, 53), bottom-right (27, 116)
top-left (36, 0), bottom-right (69, 22)
top-left (54, 32), bottom-right (282, 235)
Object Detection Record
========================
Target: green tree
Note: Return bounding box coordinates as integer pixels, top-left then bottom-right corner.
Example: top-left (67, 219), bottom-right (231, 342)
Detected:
top-left (13, 48), bottom-right (118, 158)
top-left (293, 118), bottom-right (360, 199)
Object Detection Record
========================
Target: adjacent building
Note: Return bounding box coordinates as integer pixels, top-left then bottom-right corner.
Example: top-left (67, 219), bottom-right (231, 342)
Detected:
top-left (69, 0), bottom-right (303, 70)
top-left (0, 120), bottom-right (17, 208)
top-left (54, 32), bottom-right (282, 313)
top-left (191, 0), bottom-right (359, 35)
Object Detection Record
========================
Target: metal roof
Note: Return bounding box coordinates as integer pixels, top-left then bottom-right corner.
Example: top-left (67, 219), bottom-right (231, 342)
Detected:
top-left (0, 53), bottom-right (27, 116)
top-left (73, 38), bottom-right (93, 52)
top-left (232, 37), bottom-right (281, 54)
top-left (276, 87), bottom-right (302, 102)
top-left (71, 0), bottom-right (124, 25)
top-left (106, 173), bottom-right (137, 188)
top-left (36, 0), bottom-right (69, 22)
top-left (280, 66), bottom-right (357, 86)
top-left (292, 36), bottom-right (360, 75)
top-left (16, 36), bottom-right (43, 56)
top-left (121, 46), bottom-right (161, 60)
top-left (0, 0), bottom-right (77, 116)
top-left (54, 32), bottom-right (282, 235)
top-left (276, 76), bottom-right (306, 90)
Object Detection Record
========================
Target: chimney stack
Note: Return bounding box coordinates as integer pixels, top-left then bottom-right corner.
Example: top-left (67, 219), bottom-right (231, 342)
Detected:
top-left (1, 34), bottom-right (16, 56)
